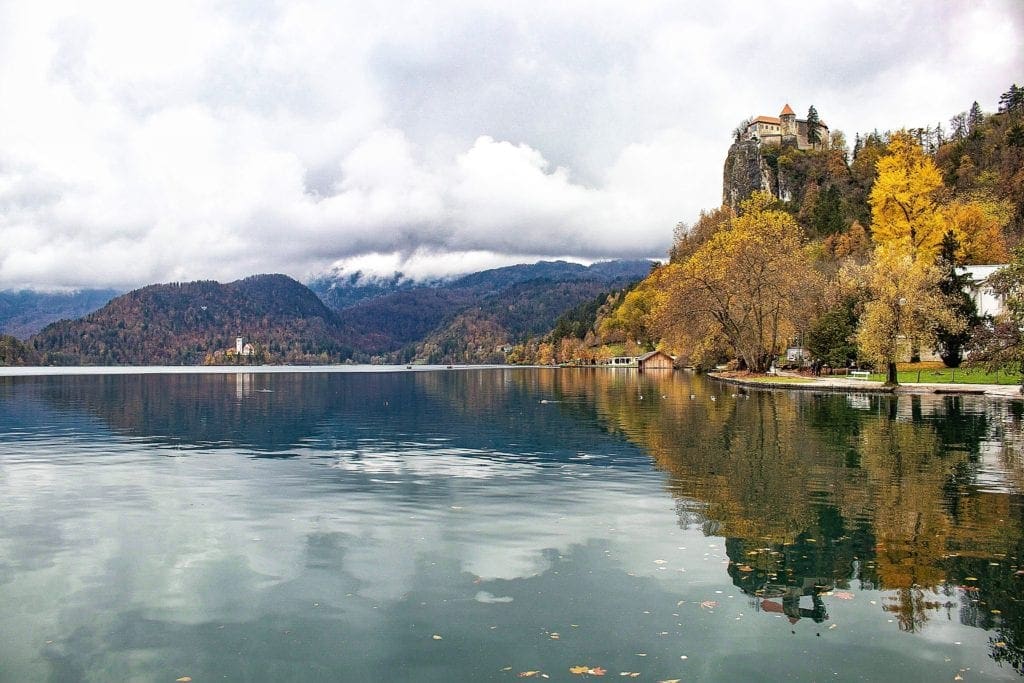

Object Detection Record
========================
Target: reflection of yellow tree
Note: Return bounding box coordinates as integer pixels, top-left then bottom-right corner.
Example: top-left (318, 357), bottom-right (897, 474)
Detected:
top-left (570, 373), bottom-right (1023, 625)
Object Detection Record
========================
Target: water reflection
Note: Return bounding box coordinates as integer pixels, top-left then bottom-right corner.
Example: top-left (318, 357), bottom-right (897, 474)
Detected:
top-left (1, 369), bottom-right (1023, 679)
top-left (554, 368), bottom-right (1024, 671)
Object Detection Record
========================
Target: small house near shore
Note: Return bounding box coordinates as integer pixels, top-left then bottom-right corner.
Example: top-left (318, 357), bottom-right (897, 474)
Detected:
top-left (637, 350), bottom-right (674, 371)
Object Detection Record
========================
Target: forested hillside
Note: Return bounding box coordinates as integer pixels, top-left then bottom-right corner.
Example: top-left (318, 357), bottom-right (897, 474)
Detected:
top-left (535, 84), bottom-right (1024, 376)
top-left (31, 275), bottom-right (352, 365)
top-left (325, 260), bottom-right (653, 362)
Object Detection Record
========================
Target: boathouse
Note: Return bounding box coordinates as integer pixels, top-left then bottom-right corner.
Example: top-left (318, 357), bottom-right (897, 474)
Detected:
top-left (637, 350), bottom-right (674, 371)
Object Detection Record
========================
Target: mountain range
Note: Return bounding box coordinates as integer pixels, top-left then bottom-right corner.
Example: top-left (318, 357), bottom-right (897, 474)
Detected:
top-left (7, 259), bottom-right (652, 366)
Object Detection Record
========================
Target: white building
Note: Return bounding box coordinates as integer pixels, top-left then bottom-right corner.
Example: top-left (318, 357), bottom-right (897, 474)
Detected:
top-left (959, 265), bottom-right (1007, 318)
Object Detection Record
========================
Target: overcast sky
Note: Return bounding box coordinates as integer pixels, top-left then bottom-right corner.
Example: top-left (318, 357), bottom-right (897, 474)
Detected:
top-left (0, 1), bottom-right (1021, 290)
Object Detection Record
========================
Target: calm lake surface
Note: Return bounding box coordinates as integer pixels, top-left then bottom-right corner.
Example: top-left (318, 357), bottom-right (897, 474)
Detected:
top-left (2, 367), bottom-right (1023, 681)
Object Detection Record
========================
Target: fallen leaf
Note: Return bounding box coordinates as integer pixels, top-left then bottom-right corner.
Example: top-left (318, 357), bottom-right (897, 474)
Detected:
top-left (828, 623), bottom-right (838, 630)
top-left (833, 591), bottom-right (854, 600)
top-left (590, 668), bottom-right (607, 676)
top-left (700, 600), bottom-right (719, 609)
top-left (176, 678), bottom-right (192, 683)
top-left (659, 679), bottom-right (682, 683)
top-left (519, 672), bottom-right (541, 678)
top-left (432, 634), bottom-right (443, 640)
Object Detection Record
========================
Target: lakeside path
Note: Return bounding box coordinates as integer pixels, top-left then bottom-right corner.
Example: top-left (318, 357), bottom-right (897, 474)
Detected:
top-left (710, 370), bottom-right (1024, 399)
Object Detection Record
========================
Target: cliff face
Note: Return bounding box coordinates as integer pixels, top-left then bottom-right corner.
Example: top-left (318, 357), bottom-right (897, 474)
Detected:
top-left (722, 140), bottom-right (775, 212)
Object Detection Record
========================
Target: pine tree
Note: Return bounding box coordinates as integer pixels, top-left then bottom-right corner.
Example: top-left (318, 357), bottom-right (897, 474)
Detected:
top-left (934, 231), bottom-right (977, 368)
top-left (806, 105), bottom-right (821, 148)
top-left (968, 101), bottom-right (984, 135)
top-left (998, 84), bottom-right (1023, 115)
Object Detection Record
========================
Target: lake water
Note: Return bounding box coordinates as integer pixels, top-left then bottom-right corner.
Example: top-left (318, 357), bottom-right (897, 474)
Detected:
top-left (1, 367), bottom-right (1023, 681)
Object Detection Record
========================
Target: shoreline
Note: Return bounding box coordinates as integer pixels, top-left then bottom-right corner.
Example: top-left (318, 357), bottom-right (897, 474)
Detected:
top-left (709, 371), bottom-right (1023, 399)
top-left (0, 363), bottom-right (549, 378)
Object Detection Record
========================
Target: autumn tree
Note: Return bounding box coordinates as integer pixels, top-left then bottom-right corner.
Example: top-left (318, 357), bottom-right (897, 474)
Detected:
top-left (943, 195), bottom-right (1010, 264)
top-left (968, 247), bottom-right (1024, 392)
top-left (655, 192), bottom-right (822, 372)
top-left (869, 132), bottom-right (947, 260)
top-left (669, 206), bottom-right (733, 263)
top-left (854, 244), bottom-right (963, 385)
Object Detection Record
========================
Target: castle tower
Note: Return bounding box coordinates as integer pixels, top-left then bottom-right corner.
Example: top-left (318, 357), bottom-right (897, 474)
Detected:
top-left (779, 103), bottom-right (796, 137)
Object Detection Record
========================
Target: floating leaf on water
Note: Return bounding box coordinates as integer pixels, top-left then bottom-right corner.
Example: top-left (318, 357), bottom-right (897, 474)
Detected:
top-left (833, 591), bottom-right (855, 600)
top-left (965, 577), bottom-right (978, 581)
top-left (570, 666), bottom-right (606, 676)
top-left (738, 565), bottom-right (753, 572)
top-left (700, 600), bottom-right (719, 609)
top-left (829, 624), bottom-right (838, 630)
top-left (659, 679), bottom-right (682, 683)
top-left (992, 609), bottom-right (1002, 614)
top-left (176, 678), bottom-right (192, 683)
top-left (653, 559), bottom-right (667, 565)
top-left (432, 634), bottom-right (443, 640)
top-left (549, 633), bottom-right (560, 640)
top-left (519, 672), bottom-right (541, 678)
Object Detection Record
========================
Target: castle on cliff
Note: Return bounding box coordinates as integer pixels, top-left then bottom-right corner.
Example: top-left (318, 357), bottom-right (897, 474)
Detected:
top-left (743, 104), bottom-right (829, 150)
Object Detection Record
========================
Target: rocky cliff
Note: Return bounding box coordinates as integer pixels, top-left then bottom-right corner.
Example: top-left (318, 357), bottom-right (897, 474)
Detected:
top-left (722, 140), bottom-right (776, 213)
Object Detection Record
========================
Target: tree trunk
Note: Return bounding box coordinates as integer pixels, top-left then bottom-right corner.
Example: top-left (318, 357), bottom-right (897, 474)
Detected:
top-left (886, 361), bottom-right (899, 386)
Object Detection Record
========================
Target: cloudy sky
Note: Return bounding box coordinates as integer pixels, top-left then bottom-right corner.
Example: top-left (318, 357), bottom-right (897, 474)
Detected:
top-left (0, 1), bottom-right (1021, 290)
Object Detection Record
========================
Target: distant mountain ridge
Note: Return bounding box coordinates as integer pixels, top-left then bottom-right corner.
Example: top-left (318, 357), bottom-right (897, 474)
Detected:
top-left (321, 260), bottom-right (654, 361)
top-left (18, 260), bottom-right (654, 366)
top-left (0, 288), bottom-right (120, 339)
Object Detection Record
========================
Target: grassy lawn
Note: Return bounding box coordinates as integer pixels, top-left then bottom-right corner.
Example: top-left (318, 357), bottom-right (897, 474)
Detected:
top-left (860, 362), bottom-right (1022, 385)
top-left (744, 375), bottom-right (816, 384)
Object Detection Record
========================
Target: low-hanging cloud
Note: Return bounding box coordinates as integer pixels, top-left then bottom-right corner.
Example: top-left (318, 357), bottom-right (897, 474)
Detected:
top-left (0, 0), bottom-right (1020, 289)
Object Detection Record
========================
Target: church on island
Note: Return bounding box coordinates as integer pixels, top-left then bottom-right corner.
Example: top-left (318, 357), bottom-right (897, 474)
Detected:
top-left (743, 103), bottom-right (829, 150)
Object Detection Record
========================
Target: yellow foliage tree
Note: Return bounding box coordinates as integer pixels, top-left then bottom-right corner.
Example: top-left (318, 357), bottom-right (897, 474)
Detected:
top-left (599, 282), bottom-right (658, 345)
top-left (943, 196), bottom-right (1011, 264)
top-left (869, 132), bottom-right (946, 260)
top-left (655, 192), bottom-right (822, 372)
top-left (854, 243), bottom-right (963, 384)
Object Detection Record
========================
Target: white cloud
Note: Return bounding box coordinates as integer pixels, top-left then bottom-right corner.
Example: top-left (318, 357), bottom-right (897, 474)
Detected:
top-left (0, 0), bottom-right (1020, 289)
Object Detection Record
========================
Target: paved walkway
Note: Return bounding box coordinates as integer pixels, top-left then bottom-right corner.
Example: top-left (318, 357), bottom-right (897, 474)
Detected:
top-left (711, 371), bottom-right (1023, 398)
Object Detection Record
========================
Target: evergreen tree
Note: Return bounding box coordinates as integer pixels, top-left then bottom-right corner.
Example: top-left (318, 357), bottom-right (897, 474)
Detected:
top-left (950, 112), bottom-right (967, 141)
top-left (998, 84), bottom-right (1023, 115)
top-left (806, 105), bottom-right (821, 147)
top-left (934, 231), bottom-right (978, 368)
top-left (968, 101), bottom-right (984, 135)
